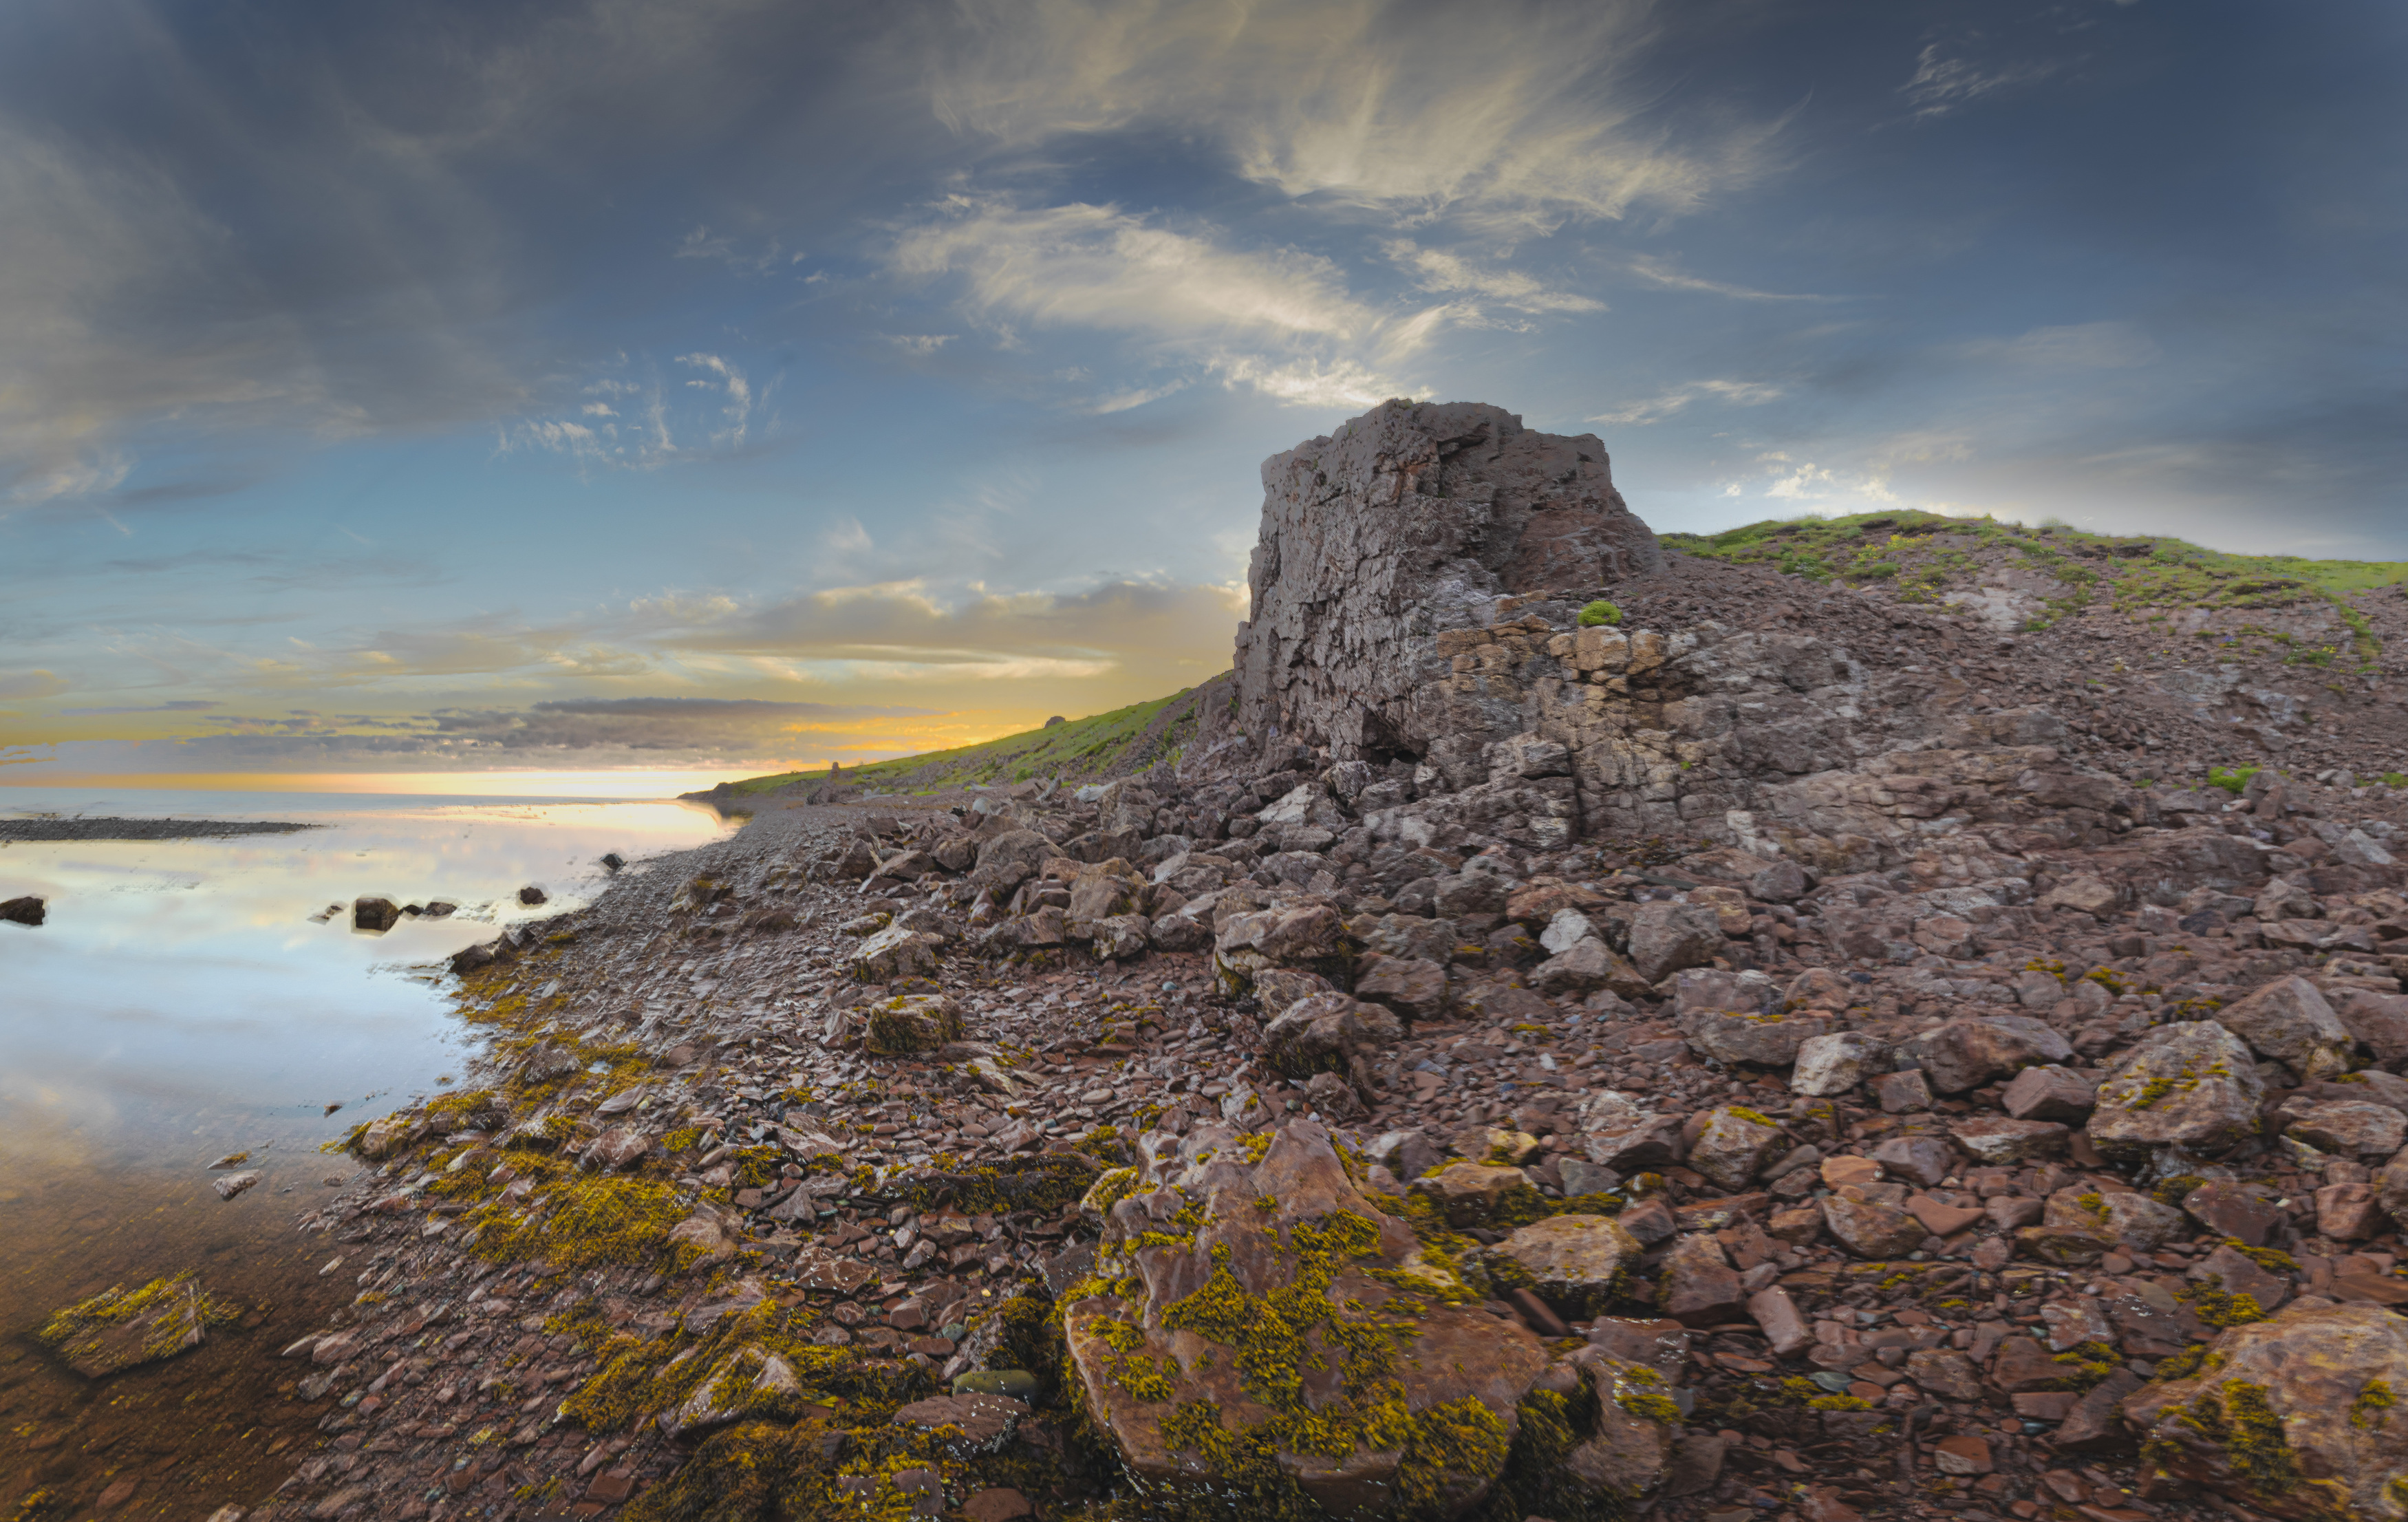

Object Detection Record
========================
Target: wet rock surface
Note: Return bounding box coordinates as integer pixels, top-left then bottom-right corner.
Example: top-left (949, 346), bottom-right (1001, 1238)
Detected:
top-left (39, 1272), bottom-right (235, 1378)
top-left (228, 402), bottom-right (2408, 1522)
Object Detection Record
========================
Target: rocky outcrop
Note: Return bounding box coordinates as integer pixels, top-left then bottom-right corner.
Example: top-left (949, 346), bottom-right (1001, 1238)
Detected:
top-left (1234, 400), bottom-right (1662, 762)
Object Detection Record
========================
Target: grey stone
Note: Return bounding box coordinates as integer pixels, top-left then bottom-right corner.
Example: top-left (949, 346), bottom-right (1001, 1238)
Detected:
top-left (1868, 1136), bottom-right (1953, 1187)
top-left (1688, 1107), bottom-right (1786, 1192)
top-left (2284, 1100), bottom-right (2407, 1157)
top-left (1490, 1214), bottom-right (1644, 1317)
top-left (1948, 1115), bottom-right (2069, 1164)
top-left (1790, 1031), bottom-right (1886, 1096)
top-left (2001, 1064), bottom-right (2099, 1122)
top-left (1628, 902), bottom-right (1726, 984)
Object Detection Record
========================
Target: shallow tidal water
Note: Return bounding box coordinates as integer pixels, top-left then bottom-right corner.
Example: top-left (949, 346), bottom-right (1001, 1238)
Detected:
top-left (0, 788), bottom-right (735, 1519)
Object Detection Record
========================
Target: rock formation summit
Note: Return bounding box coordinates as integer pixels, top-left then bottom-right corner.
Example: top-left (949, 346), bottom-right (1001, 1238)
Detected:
top-left (1234, 400), bottom-right (1662, 762)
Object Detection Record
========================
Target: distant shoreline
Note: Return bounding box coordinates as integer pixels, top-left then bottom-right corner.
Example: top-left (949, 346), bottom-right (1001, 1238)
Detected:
top-left (0, 817), bottom-right (319, 842)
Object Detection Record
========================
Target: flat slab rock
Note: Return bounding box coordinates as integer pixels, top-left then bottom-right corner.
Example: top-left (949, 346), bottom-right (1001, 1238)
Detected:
top-left (39, 1272), bottom-right (229, 1378)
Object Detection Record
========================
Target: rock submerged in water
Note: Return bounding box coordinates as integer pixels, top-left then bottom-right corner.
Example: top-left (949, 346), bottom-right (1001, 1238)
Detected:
top-left (40, 1272), bottom-right (233, 1378)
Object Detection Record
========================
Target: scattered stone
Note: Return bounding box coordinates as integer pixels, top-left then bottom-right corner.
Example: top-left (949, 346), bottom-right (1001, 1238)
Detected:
top-left (2215, 974), bottom-right (2354, 1082)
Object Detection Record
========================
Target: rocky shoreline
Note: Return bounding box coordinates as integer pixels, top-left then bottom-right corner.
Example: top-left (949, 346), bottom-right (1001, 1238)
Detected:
top-left (213, 403), bottom-right (2408, 1522)
top-left (0, 817), bottom-right (317, 842)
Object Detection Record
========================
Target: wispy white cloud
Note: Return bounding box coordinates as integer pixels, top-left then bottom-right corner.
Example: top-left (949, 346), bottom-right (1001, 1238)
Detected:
top-left (1623, 254), bottom-right (1836, 303)
top-left (881, 334), bottom-right (958, 354)
top-left (888, 196), bottom-right (1418, 405)
top-left (892, 197), bottom-right (1373, 343)
top-left (1591, 379), bottom-right (1785, 426)
top-left (1207, 354), bottom-right (1396, 410)
top-left (1976, 321), bottom-right (2160, 369)
top-left (499, 351), bottom-right (761, 468)
top-left (675, 352), bottom-right (753, 447)
top-left (928, 0), bottom-right (1780, 231)
top-left (1384, 239), bottom-right (1604, 314)
top-left (672, 225), bottom-right (791, 274)
top-left (1899, 41), bottom-right (2065, 121)
top-left (1090, 379), bottom-right (1190, 414)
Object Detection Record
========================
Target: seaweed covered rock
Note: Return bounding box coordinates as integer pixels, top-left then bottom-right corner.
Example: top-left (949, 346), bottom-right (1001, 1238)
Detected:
top-left (850, 923), bottom-right (941, 983)
top-left (866, 993), bottom-right (965, 1057)
top-left (1408, 1161), bottom-right (1536, 1230)
top-left (1062, 1119), bottom-right (1580, 1519)
top-left (39, 1272), bottom-right (233, 1378)
top-left (2086, 1021), bottom-right (2264, 1163)
top-left (2122, 1300), bottom-right (2408, 1519)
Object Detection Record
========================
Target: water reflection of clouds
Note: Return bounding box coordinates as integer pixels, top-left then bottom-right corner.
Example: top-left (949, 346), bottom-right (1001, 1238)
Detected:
top-left (0, 792), bottom-right (733, 1163)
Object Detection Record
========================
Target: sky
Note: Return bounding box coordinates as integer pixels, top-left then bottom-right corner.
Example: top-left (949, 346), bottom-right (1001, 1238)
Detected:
top-left (2, 0), bottom-right (2402, 787)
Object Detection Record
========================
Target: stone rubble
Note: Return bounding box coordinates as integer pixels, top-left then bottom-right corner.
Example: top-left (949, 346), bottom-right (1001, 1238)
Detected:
top-left (222, 400), bottom-right (2408, 1522)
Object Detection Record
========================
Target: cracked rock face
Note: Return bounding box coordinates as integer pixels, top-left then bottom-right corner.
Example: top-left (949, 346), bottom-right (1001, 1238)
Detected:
top-left (1234, 400), bottom-right (1663, 761)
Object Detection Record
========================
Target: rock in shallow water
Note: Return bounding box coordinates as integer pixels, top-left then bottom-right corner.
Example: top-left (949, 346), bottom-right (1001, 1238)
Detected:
top-left (40, 1272), bottom-right (232, 1377)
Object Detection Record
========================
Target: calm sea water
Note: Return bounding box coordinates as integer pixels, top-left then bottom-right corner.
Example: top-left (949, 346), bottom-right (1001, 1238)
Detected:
top-left (0, 787), bottom-right (736, 1519)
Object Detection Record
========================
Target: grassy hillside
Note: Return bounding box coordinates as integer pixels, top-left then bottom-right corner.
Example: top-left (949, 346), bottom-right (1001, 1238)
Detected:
top-left (1663, 509), bottom-right (2408, 640)
top-left (712, 688), bottom-right (1214, 800)
top-left (709, 512), bottom-right (2408, 799)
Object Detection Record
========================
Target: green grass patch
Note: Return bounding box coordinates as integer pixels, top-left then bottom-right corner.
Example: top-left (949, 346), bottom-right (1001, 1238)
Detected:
top-left (718, 690), bottom-right (1200, 798)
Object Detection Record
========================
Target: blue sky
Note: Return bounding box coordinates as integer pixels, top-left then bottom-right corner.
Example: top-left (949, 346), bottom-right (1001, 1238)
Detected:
top-left (2, 0), bottom-right (2402, 781)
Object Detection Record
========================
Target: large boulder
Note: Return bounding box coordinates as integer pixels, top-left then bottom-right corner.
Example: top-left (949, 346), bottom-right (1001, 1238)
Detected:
top-left (2121, 1301), bottom-right (2408, 1519)
top-left (1233, 400), bottom-right (1662, 760)
top-left (1260, 994), bottom-right (1404, 1097)
top-left (1408, 1162), bottom-right (1534, 1230)
top-left (1686, 1108), bottom-right (1785, 1192)
top-left (865, 994), bottom-right (965, 1057)
top-left (2283, 1100), bottom-right (2408, 1159)
top-left (1062, 1121), bottom-right (1554, 1518)
top-left (850, 924), bottom-right (940, 983)
top-left (969, 829), bottom-right (1057, 892)
top-left (1485, 1214), bottom-right (1643, 1318)
top-left (2087, 1022), bottom-right (2265, 1163)
top-left (2215, 975), bottom-right (2356, 1082)
top-left (1681, 1011), bottom-right (1823, 1069)
top-left (1213, 902), bottom-right (1354, 993)
top-left (1627, 903), bottom-right (1726, 984)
